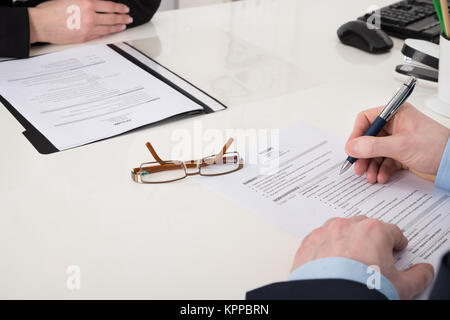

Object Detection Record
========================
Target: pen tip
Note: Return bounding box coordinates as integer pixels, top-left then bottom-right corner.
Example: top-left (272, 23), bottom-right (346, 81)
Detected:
top-left (339, 160), bottom-right (352, 175)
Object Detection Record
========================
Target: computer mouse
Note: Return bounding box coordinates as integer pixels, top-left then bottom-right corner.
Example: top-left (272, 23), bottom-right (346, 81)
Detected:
top-left (337, 20), bottom-right (393, 54)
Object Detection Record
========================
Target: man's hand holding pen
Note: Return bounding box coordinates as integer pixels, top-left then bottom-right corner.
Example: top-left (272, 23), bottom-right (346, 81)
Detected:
top-left (292, 88), bottom-right (450, 299)
top-left (345, 102), bottom-right (450, 184)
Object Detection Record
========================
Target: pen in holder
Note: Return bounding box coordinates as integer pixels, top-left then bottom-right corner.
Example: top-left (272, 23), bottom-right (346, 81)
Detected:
top-left (427, 34), bottom-right (450, 118)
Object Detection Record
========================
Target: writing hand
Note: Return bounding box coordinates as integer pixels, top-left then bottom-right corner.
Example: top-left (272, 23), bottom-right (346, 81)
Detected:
top-left (345, 103), bottom-right (450, 184)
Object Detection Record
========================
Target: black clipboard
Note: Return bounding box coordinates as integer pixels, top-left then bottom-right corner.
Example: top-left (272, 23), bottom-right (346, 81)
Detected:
top-left (0, 94), bottom-right (59, 154)
top-left (0, 43), bottom-right (227, 154)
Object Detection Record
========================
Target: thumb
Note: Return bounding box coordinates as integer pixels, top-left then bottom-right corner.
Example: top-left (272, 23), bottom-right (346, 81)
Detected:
top-left (396, 263), bottom-right (434, 299)
top-left (345, 135), bottom-right (405, 160)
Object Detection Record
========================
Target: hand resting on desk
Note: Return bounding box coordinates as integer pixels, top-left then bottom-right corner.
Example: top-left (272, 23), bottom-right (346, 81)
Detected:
top-left (28, 0), bottom-right (133, 44)
top-left (291, 216), bottom-right (434, 299)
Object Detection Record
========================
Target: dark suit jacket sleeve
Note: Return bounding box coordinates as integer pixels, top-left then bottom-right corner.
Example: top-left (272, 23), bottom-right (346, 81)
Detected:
top-left (119, 0), bottom-right (161, 28)
top-left (246, 279), bottom-right (388, 300)
top-left (0, 6), bottom-right (30, 58)
top-left (248, 251), bottom-right (450, 300)
top-left (430, 251), bottom-right (450, 300)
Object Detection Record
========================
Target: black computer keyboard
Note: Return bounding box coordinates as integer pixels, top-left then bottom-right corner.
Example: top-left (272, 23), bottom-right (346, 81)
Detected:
top-left (358, 0), bottom-right (447, 43)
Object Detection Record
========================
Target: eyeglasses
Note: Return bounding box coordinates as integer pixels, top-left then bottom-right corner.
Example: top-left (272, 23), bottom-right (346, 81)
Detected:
top-left (131, 138), bottom-right (244, 184)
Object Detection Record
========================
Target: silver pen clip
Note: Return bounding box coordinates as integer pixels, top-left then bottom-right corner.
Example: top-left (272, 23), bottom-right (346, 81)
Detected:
top-left (379, 77), bottom-right (417, 121)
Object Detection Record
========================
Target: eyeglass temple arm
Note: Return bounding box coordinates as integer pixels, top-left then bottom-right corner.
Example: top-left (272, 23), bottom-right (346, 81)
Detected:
top-left (146, 138), bottom-right (234, 166)
top-left (145, 142), bottom-right (165, 164)
top-left (212, 138), bottom-right (234, 163)
top-left (145, 142), bottom-right (198, 168)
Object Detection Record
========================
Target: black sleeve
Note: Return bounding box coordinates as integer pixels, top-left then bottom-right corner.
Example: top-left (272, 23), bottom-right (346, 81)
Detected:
top-left (116, 0), bottom-right (161, 28)
top-left (0, 7), bottom-right (30, 58)
top-left (430, 251), bottom-right (450, 300)
top-left (246, 279), bottom-right (388, 300)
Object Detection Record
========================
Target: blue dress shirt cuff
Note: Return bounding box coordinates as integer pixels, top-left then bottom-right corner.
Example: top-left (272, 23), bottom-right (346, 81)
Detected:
top-left (287, 257), bottom-right (399, 300)
top-left (436, 138), bottom-right (450, 192)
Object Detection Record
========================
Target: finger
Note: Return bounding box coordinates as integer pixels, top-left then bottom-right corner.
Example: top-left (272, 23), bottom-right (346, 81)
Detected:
top-left (95, 13), bottom-right (133, 25)
top-left (366, 158), bottom-right (383, 184)
top-left (347, 106), bottom-right (385, 141)
top-left (346, 134), bottom-right (406, 160)
top-left (354, 158), bottom-right (369, 176)
top-left (92, 24), bottom-right (126, 37)
top-left (377, 158), bottom-right (402, 184)
top-left (94, 0), bottom-right (130, 13)
top-left (347, 103), bottom-right (414, 144)
top-left (398, 263), bottom-right (434, 299)
top-left (382, 222), bottom-right (408, 251)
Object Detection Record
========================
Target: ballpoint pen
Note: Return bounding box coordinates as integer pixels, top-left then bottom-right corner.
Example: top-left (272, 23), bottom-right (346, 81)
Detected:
top-left (339, 76), bottom-right (417, 175)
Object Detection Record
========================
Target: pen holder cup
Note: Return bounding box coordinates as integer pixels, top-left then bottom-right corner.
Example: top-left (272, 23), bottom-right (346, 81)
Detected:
top-left (427, 34), bottom-right (450, 118)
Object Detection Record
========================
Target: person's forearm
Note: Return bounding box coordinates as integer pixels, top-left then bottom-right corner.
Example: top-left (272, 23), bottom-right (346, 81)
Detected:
top-left (28, 7), bottom-right (43, 44)
top-left (0, 7), bottom-right (31, 58)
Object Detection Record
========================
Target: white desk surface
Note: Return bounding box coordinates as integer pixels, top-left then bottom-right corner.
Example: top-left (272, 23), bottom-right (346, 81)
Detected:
top-left (1, 0), bottom-right (449, 299)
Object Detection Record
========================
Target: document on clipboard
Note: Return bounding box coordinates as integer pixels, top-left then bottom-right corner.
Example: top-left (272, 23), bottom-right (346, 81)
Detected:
top-left (0, 42), bottom-right (226, 154)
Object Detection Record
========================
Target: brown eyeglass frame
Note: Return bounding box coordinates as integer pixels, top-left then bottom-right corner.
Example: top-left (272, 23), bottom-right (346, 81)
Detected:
top-left (131, 138), bottom-right (244, 184)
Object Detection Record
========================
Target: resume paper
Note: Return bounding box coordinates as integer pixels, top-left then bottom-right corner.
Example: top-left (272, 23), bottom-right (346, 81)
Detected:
top-left (0, 44), bottom-right (205, 150)
top-left (199, 123), bottom-right (450, 297)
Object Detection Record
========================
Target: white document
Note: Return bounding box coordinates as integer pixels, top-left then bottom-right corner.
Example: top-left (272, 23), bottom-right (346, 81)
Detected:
top-left (199, 123), bottom-right (450, 297)
top-left (0, 44), bottom-right (205, 151)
